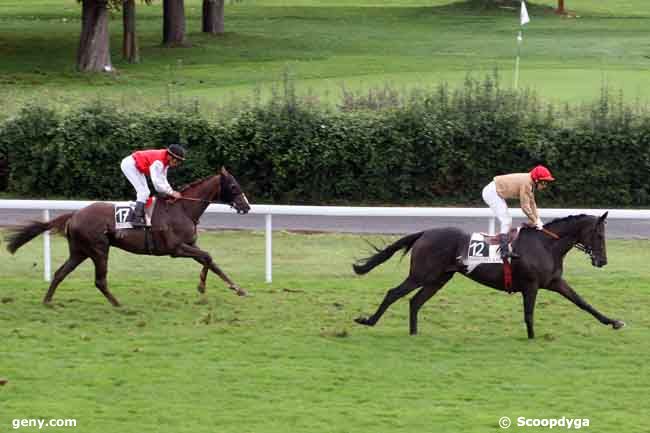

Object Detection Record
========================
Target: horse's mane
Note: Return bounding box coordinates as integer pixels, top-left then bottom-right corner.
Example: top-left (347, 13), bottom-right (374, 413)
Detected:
top-left (544, 214), bottom-right (590, 229)
top-left (178, 174), bottom-right (219, 193)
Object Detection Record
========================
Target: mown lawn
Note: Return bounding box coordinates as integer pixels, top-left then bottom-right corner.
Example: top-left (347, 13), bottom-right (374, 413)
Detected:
top-left (1, 0), bottom-right (649, 115)
top-left (1, 229), bottom-right (648, 432)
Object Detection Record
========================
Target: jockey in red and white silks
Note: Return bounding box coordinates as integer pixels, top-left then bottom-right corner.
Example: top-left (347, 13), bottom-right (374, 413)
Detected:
top-left (120, 144), bottom-right (186, 226)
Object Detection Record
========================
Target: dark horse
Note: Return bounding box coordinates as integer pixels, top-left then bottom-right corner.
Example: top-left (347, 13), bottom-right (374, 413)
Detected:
top-left (353, 213), bottom-right (625, 339)
top-left (6, 167), bottom-right (250, 306)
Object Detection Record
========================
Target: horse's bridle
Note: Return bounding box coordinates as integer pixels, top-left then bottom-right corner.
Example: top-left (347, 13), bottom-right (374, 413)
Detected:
top-left (541, 227), bottom-right (596, 260)
top-left (574, 242), bottom-right (594, 257)
top-left (175, 175), bottom-right (246, 213)
top-left (576, 221), bottom-right (606, 262)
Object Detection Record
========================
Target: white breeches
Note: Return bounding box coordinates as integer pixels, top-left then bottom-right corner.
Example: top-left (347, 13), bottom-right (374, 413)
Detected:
top-left (482, 181), bottom-right (511, 234)
top-left (121, 156), bottom-right (150, 203)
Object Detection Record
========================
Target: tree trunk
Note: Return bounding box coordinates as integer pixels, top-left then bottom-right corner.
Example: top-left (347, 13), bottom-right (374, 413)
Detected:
top-left (77, 0), bottom-right (113, 72)
top-left (557, 0), bottom-right (566, 14)
top-left (163, 0), bottom-right (187, 46)
top-left (122, 0), bottom-right (139, 63)
top-left (202, 0), bottom-right (224, 34)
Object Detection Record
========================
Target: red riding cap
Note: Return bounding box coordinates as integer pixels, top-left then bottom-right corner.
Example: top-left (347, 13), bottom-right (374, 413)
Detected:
top-left (530, 165), bottom-right (555, 182)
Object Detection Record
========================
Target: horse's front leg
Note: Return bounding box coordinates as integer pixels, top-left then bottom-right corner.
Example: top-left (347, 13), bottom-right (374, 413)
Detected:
top-left (172, 243), bottom-right (248, 296)
top-left (548, 279), bottom-right (624, 330)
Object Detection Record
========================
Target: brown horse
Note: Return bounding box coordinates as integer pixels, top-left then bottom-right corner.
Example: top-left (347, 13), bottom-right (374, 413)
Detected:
top-left (6, 167), bottom-right (250, 306)
top-left (353, 213), bottom-right (625, 339)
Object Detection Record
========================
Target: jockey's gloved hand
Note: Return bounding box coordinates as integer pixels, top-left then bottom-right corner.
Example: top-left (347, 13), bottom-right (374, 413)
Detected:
top-left (535, 219), bottom-right (544, 230)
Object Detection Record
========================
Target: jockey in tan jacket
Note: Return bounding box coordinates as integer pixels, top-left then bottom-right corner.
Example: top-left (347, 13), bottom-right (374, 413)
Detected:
top-left (482, 165), bottom-right (555, 259)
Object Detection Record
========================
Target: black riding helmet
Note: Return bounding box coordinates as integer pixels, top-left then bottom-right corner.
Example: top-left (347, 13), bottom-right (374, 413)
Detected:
top-left (167, 144), bottom-right (187, 161)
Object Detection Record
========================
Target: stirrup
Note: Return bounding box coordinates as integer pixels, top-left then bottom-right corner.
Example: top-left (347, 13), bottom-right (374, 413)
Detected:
top-left (131, 218), bottom-right (146, 228)
top-left (128, 212), bottom-right (146, 227)
top-left (498, 234), bottom-right (519, 260)
top-left (129, 202), bottom-right (147, 227)
top-left (500, 249), bottom-right (520, 260)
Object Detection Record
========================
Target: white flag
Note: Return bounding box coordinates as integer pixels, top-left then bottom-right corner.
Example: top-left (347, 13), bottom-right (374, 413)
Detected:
top-left (520, 0), bottom-right (530, 26)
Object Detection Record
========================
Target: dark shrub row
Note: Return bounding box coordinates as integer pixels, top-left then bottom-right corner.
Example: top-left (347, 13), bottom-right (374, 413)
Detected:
top-left (1, 79), bottom-right (649, 207)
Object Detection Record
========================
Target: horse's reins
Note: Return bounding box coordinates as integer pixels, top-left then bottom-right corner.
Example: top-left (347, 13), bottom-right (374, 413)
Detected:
top-left (541, 228), bottom-right (560, 240)
top-left (170, 173), bottom-right (225, 205)
top-left (174, 195), bottom-right (249, 214)
top-left (175, 196), bottom-right (220, 204)
top-left (540, 227), bottom-right (593, 257)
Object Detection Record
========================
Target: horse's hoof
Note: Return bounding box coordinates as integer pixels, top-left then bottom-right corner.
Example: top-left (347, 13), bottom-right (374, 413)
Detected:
top-left (612, 320), bottom-right (626, 330)
top-left (229, 285), bottom-right (247, 296)
top-left (354, 316), bottom-right (371, 326)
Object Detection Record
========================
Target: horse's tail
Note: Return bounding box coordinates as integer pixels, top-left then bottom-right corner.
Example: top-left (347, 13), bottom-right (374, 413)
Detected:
top-left (353, 231), bottom-right (424, 275)
top-left (5, 213), bottom-right (74, 254)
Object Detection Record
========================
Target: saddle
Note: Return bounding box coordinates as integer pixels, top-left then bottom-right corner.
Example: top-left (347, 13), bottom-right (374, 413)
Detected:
top-left (114, 197), bottom-right (157, 230)
top-left (114, 198), bottom-right (160, 254)
top-left (479, 227), bottom-right (521, 246)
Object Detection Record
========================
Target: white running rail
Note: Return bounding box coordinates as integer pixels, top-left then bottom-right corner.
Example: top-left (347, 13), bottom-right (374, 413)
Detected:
top-left (2, 199), bottom-right (649, 283)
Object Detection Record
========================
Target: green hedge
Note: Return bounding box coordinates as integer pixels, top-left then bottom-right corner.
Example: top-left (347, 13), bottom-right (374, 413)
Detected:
top-left (1, 85), bottom-right (649, 207)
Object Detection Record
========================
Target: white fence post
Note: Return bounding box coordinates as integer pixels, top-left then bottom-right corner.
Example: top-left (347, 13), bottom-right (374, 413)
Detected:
top-left (43, 209), bottom-right (51, 282)
top-left (265, 214), bottom-right (272, 283)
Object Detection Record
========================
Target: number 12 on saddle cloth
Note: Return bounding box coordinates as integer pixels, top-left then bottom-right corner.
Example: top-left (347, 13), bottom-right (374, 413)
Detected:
top-left (463, 231), bottom-right (517, 290)
top-left (464, 232), bottom-right (517, 273)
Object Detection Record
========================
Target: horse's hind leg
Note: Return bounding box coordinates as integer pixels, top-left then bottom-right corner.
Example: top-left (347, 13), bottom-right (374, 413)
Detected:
top-left (355, 277), bottom-right (420, 327)
top-left (43, 253), bottom-right (87, 304)
top-left (409, 273), bottom-right (454, 336)
top-left (90, 248), bottom-right (120, 307)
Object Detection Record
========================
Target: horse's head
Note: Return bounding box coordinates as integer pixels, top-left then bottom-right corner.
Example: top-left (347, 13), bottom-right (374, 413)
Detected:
top-left (219, 167), bottom-right (250, 214)
top-left (576, 212), bottom-right (608, 267)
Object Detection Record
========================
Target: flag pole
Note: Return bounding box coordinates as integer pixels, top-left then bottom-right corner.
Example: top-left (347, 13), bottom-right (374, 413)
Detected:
top-left (514, 0), bottom-right (530, 90)
top-left (514, 29), bottom-right (522, 89)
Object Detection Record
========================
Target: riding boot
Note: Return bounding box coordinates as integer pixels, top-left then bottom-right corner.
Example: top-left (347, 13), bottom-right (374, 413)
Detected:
top-left (499, 233), bottom-right (512, 263)
top-left (130, 201), bottom-right (146, 227)
top-left (498, 234), bottom-right (519, 260)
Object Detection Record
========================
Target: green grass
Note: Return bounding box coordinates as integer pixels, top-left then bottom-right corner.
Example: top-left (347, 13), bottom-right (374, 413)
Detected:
top-left (1, 0), bottom-right (649, 115)
top-left (1, 229), bottom-right (649, 432)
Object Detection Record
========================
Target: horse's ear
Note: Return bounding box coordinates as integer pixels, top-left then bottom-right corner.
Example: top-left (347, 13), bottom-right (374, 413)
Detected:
top-left (220, 166), bottom-right (229, 176)
top-left (599, 211), bottom-right (609, 221)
